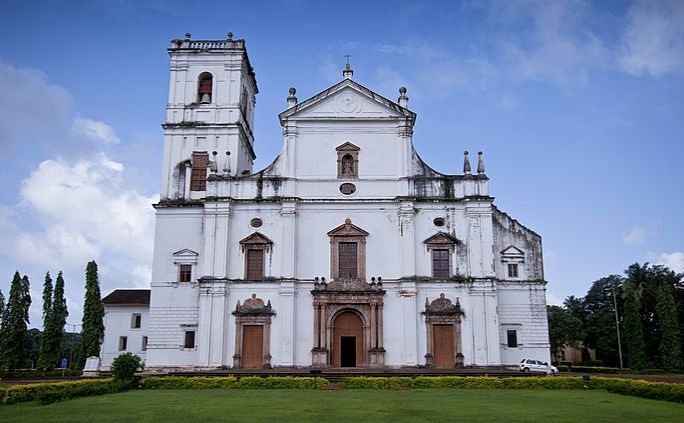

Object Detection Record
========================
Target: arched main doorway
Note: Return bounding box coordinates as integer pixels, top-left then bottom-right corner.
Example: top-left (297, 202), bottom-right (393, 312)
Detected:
top-left (332, 311), bottom-right (364, 367)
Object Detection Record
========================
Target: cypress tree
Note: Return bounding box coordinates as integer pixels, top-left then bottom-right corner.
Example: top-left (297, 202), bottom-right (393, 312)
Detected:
top-left (37, 272), bottom-right (54, 369)
top-left (77, 261), bottom-right (104, 368)
top-left (623, 283), bottom-right (648, 370)
top-left (656, 284), bottom-right (682, 369)
top-left (0, 287), bottom-right (5, 342)
top-left (50, 272), bottom-right (69, 366)
top-left (0, 272), bottom-right (32, 369)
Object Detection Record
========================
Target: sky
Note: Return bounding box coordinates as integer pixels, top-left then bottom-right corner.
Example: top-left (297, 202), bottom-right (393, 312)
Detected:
top-left (0, 0), bottom-right (682, 329)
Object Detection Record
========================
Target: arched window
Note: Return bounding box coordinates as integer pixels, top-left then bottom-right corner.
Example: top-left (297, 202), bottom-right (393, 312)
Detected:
top-left (198, 72), bottom-right (213, 103)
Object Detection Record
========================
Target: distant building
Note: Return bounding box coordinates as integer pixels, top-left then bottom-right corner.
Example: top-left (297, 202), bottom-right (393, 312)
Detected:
top-left (101, 33), bottom-right (550, 371)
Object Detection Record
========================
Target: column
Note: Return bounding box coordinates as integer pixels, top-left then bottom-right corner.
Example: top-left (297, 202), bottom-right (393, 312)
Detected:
top-left (278, 281), bottom-right (295, 366)
top-left (398, 201), bottom-right (416, 278)
top-left (197, 284), bottom-right (213, 366)
top-left (280, 201), bottom-right (297, 279)
top-left (209, 284), bottom-right (228, 366)
top-left (400, 281), bottom-right (417, 366)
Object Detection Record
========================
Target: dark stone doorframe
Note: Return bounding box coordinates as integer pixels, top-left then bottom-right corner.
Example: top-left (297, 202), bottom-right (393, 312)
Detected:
top-left (423, 293), bottom-right (465, 368)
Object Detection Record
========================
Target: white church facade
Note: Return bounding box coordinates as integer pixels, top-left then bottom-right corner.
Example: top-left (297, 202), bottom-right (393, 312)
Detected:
top-left (101, 33), bottom-right (550, 371)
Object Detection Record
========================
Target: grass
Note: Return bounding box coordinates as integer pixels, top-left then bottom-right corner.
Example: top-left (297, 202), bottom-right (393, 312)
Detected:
top-left (1, 389), bottom-right (683, 422)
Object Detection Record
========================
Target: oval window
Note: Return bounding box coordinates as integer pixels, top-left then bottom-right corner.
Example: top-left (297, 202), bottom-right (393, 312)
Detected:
top-left (433, 217), bottom-right (446, 227)
top-left (339, 183), bottom-right (356, 195)
top-left (250, 218), bottom-right (263, 228)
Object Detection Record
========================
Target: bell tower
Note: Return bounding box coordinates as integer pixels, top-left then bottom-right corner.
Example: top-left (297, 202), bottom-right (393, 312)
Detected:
top-left (160, 32), bottom-right (258, 200)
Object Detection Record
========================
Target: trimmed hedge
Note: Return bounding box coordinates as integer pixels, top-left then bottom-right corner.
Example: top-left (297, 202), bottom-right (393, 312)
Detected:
top-left (342, 376), bottom-right (684, 403)
top-left (0, 369), bottom-right (81, 379)
top-left (1, 379), bottom-right (123, 405)
top-left (141, 376), bottom-right (328, 390)
top-left (568, 366), bottom-right (630, 374)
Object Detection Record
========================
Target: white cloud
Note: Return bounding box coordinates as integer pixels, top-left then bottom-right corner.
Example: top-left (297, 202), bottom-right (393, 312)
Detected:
top-left (622, 226), bottom-right (652, 245)
top-left (546, 291), bottom-right (563, 306)
top-left (19, 154), bottom-right (156, 262)
top-left (619, 0), bottom-right (684, 77)
top-left (71, 115), bottom-right (121, 145)
top-left (651, 251), bottom-right (684, 273)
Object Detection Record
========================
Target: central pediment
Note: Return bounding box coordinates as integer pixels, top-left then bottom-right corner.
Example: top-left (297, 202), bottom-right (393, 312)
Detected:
top-left (279, 79), bottom-right (415, 124)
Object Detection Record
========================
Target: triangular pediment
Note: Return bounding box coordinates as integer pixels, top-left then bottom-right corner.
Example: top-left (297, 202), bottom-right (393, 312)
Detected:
top-left (173, 249), bottom-right (198, 257)
top-left (239, 232), bottom-right (273, 245)
top-left (336, 141), bottom-right (360, 152)
top-left (327, 218), bottom-right (369, 237)
top-left (501, 245), bottom-right (524, 256)
top-left (279, 79), bottom-right (415, 124)
top-left (423, 232), bottom-right (459, 245)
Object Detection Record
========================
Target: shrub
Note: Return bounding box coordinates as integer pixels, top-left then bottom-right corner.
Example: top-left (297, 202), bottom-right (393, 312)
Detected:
top-left (111, 353), bottom-right (143, 383)
top-left (568, 366), bottom-right (629, 374)
top-left (2, 379), bottom-right (120, 405)
top-left (0, 369), bottom-right (81, 379)
top-left (140, 376), bottom-right (327, 390)
top-left (579, 360), bottom-right (605, 367)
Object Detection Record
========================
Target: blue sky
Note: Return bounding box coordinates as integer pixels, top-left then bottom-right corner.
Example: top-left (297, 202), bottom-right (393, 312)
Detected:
top-left (0, 0), bottom-right (682, 328)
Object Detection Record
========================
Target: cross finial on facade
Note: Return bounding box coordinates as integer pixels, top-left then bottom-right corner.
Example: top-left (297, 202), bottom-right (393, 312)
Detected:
top-left (345, 54), bottom-right (352, 66)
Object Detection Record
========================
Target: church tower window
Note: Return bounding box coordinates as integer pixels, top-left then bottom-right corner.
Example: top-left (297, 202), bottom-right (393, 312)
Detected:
top-left (432, 249), bottom-right (450, 278)
top-left (198, 72), bottom-right (213, 103)
top-left (423, 233), bottom-right (459, 279)
top-left (190, 152), bottom-right (209, 191)
top-left (239, 233), bottom-right (273, 281)
top-left (246, 249), bottom-right (264, 280)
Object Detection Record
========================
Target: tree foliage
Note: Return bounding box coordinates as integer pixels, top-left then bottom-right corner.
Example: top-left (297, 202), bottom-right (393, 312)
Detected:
top-left (656, 283), bottom-right (682, 369)
top-left (623, 283), bottom-right (649, 370)
top-left (77, 261), bottom-right (104, 368)
top-left (38, 271), bottom-right (69, 370)
top-left (0, 272), bottom-right (32, 369)
top-left (547, 305), bottom-right (584, 361)
top-left (111, 352), bottom-right (142, 383)
top-left (583, 275), bottom-right (623, 367)
top-left (37, 272), bottom-right (54, 369)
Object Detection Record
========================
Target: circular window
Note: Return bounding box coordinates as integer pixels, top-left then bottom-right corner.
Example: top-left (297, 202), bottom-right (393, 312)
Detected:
top-left (250, 218), bottom-right (263, 228)
top-left (339, 183), bottom-right (356, 195)
top-left (433, 217), bottom-right (446, 227)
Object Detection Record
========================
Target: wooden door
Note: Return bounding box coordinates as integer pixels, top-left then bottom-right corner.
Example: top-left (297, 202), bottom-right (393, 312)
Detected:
top-left (332, 311), bottom-right (363, 367)
top-left (433, 324), bottom-right (455, 368)
top-left (242, 325), bottom-right (263, 368)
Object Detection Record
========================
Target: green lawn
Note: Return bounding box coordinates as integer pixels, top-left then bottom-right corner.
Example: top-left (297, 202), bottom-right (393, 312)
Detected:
top-left (1, 389), bottom-right (682, 422)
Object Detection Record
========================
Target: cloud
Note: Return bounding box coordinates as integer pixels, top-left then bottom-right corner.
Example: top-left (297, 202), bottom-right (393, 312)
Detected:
top-left (546, 291), bottom-right (563, 306)
top-left (71, 115), bottom-right (121, 145)
top-left (622, 226), bottom-right (652, 245)
top-left (19, 154), bottom-right (157, 262)
top-left (0, 60), bottom-right (72, 149)
top-left (651, 251), bottom-right (684, 273)
top-left (619, 0), bottom-right (684, 77)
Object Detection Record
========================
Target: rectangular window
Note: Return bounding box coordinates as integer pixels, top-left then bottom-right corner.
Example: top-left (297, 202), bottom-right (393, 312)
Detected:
top-left (119, 336), bottom-right (128, 351)
top-left (131, 313), bottom-right (142, 329)
top-left (432, 249), bottom-right (450, 278)
top-left (190, 152), bottom-right (209, 191)
top-left (179, 264), bottom-right (192, 282)
top-left (507, 263), bottom-right (519, 278)
top-left (507, 330), bottom-right (518, 348)
top-left (338, 242), bottom-right (358, 278)
top-left (141, 336), bottom-right (148, 352)
top-left (246, 249), bottom-right (264, 280)
top-left (184, 331), bottom-right (196, 349)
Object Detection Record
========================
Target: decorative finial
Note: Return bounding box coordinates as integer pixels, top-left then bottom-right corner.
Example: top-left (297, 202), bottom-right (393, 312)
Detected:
top-left (185, 32), bottom-right (191, 39)
top-left (345, 217), bottom-right (352, 225)
top-left (398, 86), bottom-right (408, 108)
top-left (287, 87), bottom-right (297, 107)
top-left (477, 151), bottom-right (485, 174)
top-left (463, 151), bottom-right (472, 175)
top-left (210, 151), bottom-right (218, 173)
top-left (227, 32), bottom-right (233, 40)
top-left (223, 151), bottom-right (231, 175)
top-left (343, 55), bottom-right (353, 79)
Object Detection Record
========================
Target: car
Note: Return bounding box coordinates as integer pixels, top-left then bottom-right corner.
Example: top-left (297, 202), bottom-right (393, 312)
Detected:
top-left (519, 358), bottom-right (558, 374)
